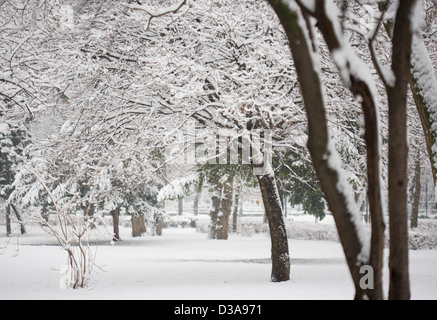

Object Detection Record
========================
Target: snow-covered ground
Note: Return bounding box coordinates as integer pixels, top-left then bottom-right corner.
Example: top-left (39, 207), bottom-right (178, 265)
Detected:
top-left (1, 218), bottom-right (437, 300)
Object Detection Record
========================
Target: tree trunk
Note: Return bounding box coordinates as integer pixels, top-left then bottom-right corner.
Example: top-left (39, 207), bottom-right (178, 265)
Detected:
top-left (217, 180), bottom-right (233, 240)
top-left (386, 0), bottom-right (416, 300)
top-left (377, 0), bottom-right (417, 299)
top-left (193, 177), bottom-right (203, 216)
top-left (178, 197), bottom-right (183, 216)
top-left (381, 2), bottom-right (437, 208)
top-left (6, 204), bottom-right (11, 237)
top-left (257, 173), bottom-right (290, 282)
top-left (232, 189), bottom-right (240, 233)
top-left (41, 205), bottom-right (49, 222)
top-left (193, 192), bottom-right (199, 216)
top-left (303, 0), bottom-right (386, 300)
top-left (409, 70), bottom-right (436, 186)
top-left (209, 182), bottom-right (222, 239)
top-left (140, 215), bottom-right (146, 233)
top-left (411, 158), bottom-right (421, 229)
top-left (112, 208), bottom-right (121, 241)
top-left (131, 215), bottom-right (145, 237)
top-left (155, 221), bottom-right (163, 236)
top-left (11, 204), bottom-right (25, 235)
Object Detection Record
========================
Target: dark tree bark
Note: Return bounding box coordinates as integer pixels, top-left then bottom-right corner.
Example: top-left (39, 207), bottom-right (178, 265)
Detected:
top-left (112, 208), bottom-right (121, 241)
top-left (386, 0), bottom-right (416, 300)
top-left (376, 0), bottom-right (417, 300)
top-left (11, 204), bottom-right (25, 235)
top-left (6, 204), bottom-right (11, 237)
top-left (232, 188), bottom-right (240, 233)
top-left (257, 173), bottom-right (290, 282)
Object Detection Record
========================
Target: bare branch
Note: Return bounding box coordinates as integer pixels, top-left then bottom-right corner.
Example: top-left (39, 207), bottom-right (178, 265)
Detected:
top-left (124, 0), bottom-right (188, 32)
top-left (368, 0), bottom-right (392, 87)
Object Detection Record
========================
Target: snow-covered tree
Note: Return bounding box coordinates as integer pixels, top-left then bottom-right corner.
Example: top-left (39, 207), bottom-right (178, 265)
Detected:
top-left (267, 0), bottom-right (421, 300)
top-left (1, 0), bottom-right (434, 298)
top-left (0, 103), bottom-right (30, 235)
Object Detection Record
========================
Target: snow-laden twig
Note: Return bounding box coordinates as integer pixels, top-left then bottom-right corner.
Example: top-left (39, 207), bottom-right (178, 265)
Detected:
top-left (124, 0), bottom-right (188, 32)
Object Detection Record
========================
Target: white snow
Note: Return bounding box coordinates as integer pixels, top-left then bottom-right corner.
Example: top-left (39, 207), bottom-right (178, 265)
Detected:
top-left (125, 0), bottom-right (186, 17)
top-left (300, 0), bottom-right (315, 13)
top-left (410, 0), bottom-right (424, 33)
top-left (284, 0), bottom-right (322, 77)
top-left (157, 173), bottom-right (198, 202)
top-left (325, 1), bottom-right (379, 102)
top-left (410, 34), bottom-right (437, 161)
top-left (0, 123), bottom-right (10, 136)
top-left (325, 139), bottom-right (370, 264)
top-left (1, 222), bottom-right (436, 300)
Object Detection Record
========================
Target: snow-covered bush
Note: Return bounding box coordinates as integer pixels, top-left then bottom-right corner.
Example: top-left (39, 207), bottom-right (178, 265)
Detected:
top-left (39, 206), bottom-right (110, 289)
top-left (284, 221), bottom-right (340, 242)
top-left (237, 219), bottom-right (269, 237)
top-left (195, 215), bottom-right (437, 250)
top-left (407, 220), bottom-right (437, 250)
top-left (196, 216), bottom-right (267, 237)
top-left (166, 215), bottom-right (197, 229)
top-left (196, 219), bottom-right (210, 234)
top-left (8, 163), bottom-right (113, 289)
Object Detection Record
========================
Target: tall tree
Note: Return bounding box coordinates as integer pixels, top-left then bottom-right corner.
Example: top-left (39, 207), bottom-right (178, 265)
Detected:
top-left (379, 0), bottom-right (437, 189)
top-left (268, 0), bottom-right (418, 299)
top-left (0, 115), bottom-right (29, 235)
top-left (373, 0), bottom-right (418, 300)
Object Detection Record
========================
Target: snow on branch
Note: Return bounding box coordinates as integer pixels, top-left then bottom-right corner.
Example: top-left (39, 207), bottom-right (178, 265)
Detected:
top-left (368, 0), bottom-right (397, 87)
top-left (305, 0), bottom-right (378, 99)
top-left (410, 33), bottom-right (437, 178)
top-left (124, 0), bottom-right (188, 32)
top-left (157, 173), bottom-right (198, 202)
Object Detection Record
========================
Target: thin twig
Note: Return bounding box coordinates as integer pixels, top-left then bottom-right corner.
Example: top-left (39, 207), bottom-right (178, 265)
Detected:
top-left (368, 0), bottom-right (391, 87)
top-left (123, 0), bottom-right (188, 32)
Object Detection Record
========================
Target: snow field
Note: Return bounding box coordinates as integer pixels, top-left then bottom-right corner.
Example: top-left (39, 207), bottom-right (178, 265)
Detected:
top-left (1, 223), bottom-right (437, 300)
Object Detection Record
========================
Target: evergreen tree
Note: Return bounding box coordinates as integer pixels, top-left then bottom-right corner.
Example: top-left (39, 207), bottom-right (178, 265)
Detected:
top-left (0, 105), bottom-right (30, 235)
top-left (275, 150), bottom-right (326, 220)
